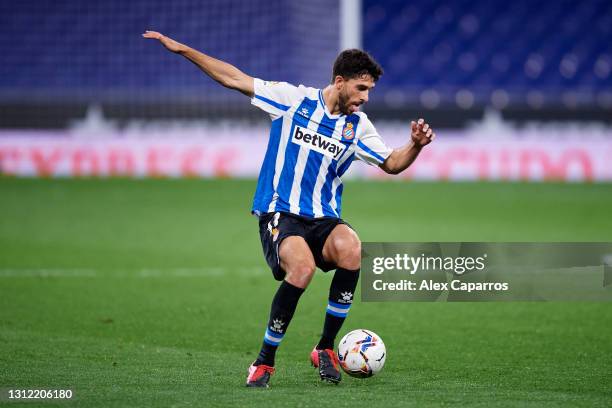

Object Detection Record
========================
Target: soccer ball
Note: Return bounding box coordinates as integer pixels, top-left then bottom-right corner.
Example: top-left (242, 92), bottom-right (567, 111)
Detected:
top-left (337, 329), bottom-right (386, 378)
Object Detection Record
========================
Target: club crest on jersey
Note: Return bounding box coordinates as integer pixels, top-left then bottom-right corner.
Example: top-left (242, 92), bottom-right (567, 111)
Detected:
top-left (292, 125), bottom-right (346, 160)
top-left (342, 122), bottom-right (355, 140)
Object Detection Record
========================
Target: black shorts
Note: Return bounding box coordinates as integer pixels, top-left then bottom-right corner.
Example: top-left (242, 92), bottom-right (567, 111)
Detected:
top-left (258, 211), bottom-right (353, 281)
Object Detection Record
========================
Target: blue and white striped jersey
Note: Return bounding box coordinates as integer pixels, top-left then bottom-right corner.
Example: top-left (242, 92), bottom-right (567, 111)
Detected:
top-left (251, 78), bottom-right (392, 218)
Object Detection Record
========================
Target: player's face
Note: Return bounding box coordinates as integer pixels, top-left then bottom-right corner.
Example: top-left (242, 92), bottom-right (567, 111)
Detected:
top-left (337, 74), bottom-right (375, 115)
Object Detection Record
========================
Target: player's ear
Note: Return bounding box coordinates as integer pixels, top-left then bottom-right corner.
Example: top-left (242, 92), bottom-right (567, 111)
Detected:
top-left (334, 75), bottom-right (345, 90)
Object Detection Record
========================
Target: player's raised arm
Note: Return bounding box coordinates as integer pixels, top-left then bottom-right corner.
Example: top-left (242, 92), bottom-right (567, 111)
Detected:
top-left (379, 118), bottom-right (436, 175)
top-left (142, 30), bottom-right (254, 97)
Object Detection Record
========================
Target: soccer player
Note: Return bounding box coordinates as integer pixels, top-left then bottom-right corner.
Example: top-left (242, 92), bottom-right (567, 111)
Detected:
top-left (143, 30), bottom-right (436, 387)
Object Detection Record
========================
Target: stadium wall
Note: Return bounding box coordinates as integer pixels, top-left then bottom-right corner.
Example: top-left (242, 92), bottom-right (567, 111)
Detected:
top-left (1, 115), bottom-right (610, 181)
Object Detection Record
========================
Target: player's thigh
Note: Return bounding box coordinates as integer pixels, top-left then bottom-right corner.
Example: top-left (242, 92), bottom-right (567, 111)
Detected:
top-left (322, 224), bottom-right (361, 270)
top-left (279, 236), bottom-right (316, 283)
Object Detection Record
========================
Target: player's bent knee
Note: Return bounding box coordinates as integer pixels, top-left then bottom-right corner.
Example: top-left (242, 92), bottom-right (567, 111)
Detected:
top-left (334, 236), bottom-right (361, 270)
top-left (285, 262), bottom-right (316, 288)
top-left (342, 243), bottom-right (362, 270)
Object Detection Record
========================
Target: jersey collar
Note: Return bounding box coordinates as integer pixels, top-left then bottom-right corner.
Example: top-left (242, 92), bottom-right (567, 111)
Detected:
top-left (319, 89), bottom-right (342, 119)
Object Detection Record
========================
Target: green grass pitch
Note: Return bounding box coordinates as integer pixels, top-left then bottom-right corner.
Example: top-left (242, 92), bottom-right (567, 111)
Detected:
top-left (1, 178), bottom-right (611, 407)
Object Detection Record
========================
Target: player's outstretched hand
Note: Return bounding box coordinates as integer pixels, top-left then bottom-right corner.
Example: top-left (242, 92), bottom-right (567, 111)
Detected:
top-left (410, 118), bottom-right (436, 147)
top-left (142, 30), bottom-right (185, 53)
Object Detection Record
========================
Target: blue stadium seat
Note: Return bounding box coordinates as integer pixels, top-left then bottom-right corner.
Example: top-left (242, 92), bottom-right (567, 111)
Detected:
top-left (0, 0), bottom-right (609, 109)
top-left (363, 0), bottom-right (612, 108)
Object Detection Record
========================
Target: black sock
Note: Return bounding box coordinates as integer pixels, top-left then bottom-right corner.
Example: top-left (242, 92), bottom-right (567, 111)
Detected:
top-left (254, 280), bottom-right (305, 367)
top-left (317, 268), bottom-right (360, 350)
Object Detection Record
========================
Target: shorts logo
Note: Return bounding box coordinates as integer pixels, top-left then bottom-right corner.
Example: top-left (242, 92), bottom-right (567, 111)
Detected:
top-left (292, 125), bottom-right (345, 160)
top-left (268, 212), bottom-right (280, 242)
top-left (343, 122), bottom-right (354, 140)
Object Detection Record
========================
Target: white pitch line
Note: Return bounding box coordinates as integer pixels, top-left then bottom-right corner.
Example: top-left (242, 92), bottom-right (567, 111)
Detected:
top-left (0, 268), bottom-right (97, 278)
top-left (0, 267), bottom-right (267, 278)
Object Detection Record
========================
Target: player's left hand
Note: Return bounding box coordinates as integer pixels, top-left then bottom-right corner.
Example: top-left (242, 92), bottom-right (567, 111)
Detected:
top-left (411, 118), bottom-right (436, 147)
top-left (142, 30), bottom-right (185, 54)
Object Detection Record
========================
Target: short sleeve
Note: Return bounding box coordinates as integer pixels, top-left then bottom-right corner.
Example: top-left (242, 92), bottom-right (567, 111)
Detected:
top-left (354, 115), bottom-right (393, 166)
top-left (251, 78), bottom-right (302, 120)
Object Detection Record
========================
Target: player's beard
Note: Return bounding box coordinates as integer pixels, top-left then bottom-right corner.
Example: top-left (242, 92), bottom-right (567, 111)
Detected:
top-left (338, 87), bottom-right (352, 115)
top-left (338, 86), bottom-right (362, 115)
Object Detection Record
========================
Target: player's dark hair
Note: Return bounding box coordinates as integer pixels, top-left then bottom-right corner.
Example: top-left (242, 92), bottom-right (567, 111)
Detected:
top-left (331, 49), bottom-right (383, 83)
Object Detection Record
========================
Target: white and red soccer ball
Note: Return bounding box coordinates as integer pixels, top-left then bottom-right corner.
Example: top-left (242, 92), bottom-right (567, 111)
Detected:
top-left (338, 329), bottom-right (386, 378)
